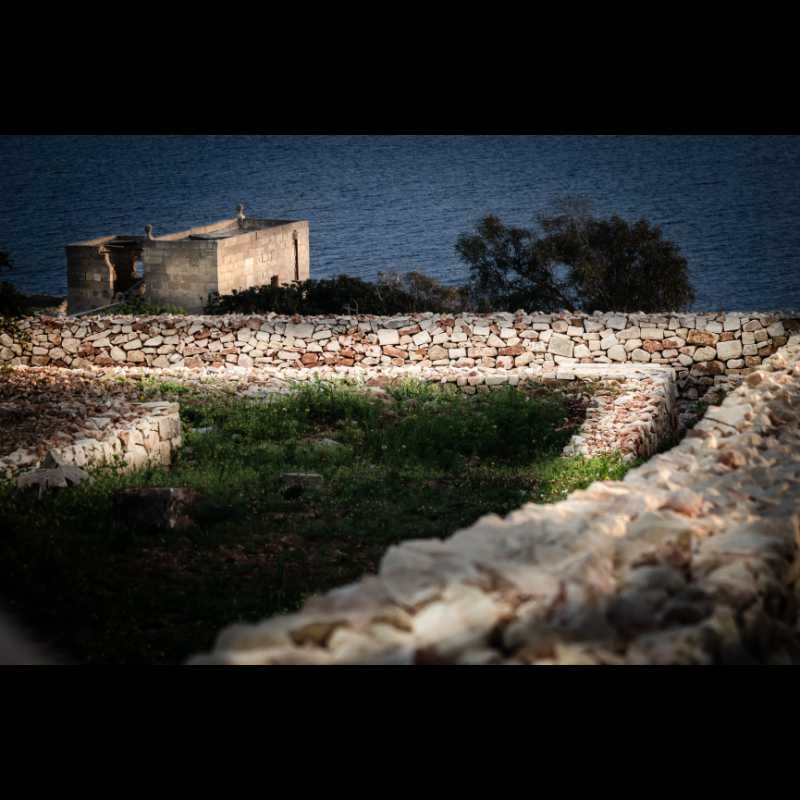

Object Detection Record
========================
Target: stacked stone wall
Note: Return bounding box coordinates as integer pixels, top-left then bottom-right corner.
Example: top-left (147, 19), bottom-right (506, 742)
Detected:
top-left (3, 310), bottom-right (796, 399)
top-left (188, 337), bottom-right (800, 665)
top-left (0, 400), bottom-right (181, 480)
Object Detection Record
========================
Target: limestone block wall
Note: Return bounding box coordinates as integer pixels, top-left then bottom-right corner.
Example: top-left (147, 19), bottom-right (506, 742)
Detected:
top-left (188, 338), bottom-right (800, 665)
top-left (216, 221), bottom-right (310, 295)
top-left (3, 310), bottom-right (795, 401)
top-left (65, 239), bottom-right (116, 313)
top-left (144, 239), bottom-right (219, 313)
top-left (0, 400), bottom-right (182, 480)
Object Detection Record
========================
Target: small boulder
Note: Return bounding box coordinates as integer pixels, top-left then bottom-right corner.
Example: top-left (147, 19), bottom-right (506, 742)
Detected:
top-left (16, 465), bottom-right (91, 496)
top-left (112, 487), bottom-right (204, 531)
top-left (281, 472), bottom-right (324, 499)
top-left (315, 438), bottom-right (345, 451)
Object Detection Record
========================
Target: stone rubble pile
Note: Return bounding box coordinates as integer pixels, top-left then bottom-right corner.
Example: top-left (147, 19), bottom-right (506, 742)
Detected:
top-left (188, 337), bottom-right (800, 665)
top-left (3, 310), bottom-right (797, 401)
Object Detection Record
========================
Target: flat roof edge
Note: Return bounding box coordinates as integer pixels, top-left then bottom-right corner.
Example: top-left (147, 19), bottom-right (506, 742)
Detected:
top-left (66, 216), bottom-right (308, 248)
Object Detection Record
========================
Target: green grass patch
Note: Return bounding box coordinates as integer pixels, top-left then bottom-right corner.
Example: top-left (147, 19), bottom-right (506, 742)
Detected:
top-left (0, 379), bottom-right (637, 664)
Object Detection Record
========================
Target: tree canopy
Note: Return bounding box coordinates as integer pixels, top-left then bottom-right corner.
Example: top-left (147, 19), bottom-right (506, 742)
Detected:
top-left (455, 199), bottom-right (695, 313)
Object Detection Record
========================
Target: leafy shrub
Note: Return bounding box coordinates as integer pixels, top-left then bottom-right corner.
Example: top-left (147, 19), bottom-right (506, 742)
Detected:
top-left (113, 297), bottom-right (186, 315)
top-left (0, 249), bottom-right (32, 339)
top-left (204, 272), bottom-right (468, 316)
top-left (376, 270), bottom-right (469, 313)
top-left (0, 279), bottom-right (31, 319)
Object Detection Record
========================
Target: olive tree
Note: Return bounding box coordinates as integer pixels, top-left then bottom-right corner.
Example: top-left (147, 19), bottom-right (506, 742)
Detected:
top-left (455, 199), bottom-right (695, 313)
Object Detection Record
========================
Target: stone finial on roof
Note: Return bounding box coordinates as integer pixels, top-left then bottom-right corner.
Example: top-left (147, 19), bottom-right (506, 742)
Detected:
top-left (145, 224), bottom-right (154, 240)
top-left (236, 203), bottom-right (246, 228)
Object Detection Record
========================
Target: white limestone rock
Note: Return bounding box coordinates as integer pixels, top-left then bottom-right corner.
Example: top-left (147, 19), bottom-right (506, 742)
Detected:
top-left (605, 315), bottom-right (627, 330)
top-left (377, 329), bottom-right (401, 346)
top-left (600, 334), bottom-right (619, 350)
top-left (547, 333), bottom-right (574, 358)
top-left (766, 321), bottom-right (785, 338)
top-left (607, 345), bottom-right (627, 362)
top-left (716, 339), bottom-right (743, 360)
top-left (693, 346), bottom-right (716, 362)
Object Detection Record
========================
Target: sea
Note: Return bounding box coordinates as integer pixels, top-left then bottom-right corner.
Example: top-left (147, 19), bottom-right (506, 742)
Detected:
top-left (1, 134), bottom-right (798, 312)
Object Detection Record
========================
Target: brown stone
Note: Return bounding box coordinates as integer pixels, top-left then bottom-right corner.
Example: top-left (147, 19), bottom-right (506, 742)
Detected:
top-left (498, 344), bottom-right (524, 356)
top-left (719, 332), bottom-right (735, 341)
top-left (398, 325), bottom-right (420, 337)
top-left (690, 360), bottom-right (725, 376)
top-left (335, 357), bottom-right (355, 367)
top-left (382, 345), bottom-right (407, 359)
top-left (745, 356), bottom-right (762, 367)
top-left (300, 352), bottom-right (319, 366)
top-left (112, 487), bottom-right (205, 532)
top-left (642, 340), bottom-right (663, 353)
top-left (687, 330), bottom-right (717, 347)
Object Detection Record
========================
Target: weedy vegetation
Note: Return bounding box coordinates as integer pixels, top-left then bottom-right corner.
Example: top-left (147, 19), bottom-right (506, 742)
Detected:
top-left (0, 379), bottom-right (637, 664)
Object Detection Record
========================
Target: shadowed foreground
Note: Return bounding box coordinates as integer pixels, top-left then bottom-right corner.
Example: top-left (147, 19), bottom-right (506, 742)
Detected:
top-left (190, 342), bottom-right (800, 665)
top-left (0, 379), bottom-right (631, 664)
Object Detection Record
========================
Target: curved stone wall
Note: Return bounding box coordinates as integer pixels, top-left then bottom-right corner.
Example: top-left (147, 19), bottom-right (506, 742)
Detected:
top-left (188, 337), bottom-right (800, 665)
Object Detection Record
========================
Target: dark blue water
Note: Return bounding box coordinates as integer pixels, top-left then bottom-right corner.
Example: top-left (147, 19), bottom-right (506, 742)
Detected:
top-left (1, 135), bottom-right (799, 311)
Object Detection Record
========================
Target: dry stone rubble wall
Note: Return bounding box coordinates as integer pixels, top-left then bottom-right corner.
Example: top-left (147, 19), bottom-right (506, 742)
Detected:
top-left (42, 359), bottom-right (678, 463)
top-left (3, 310), bottom-right (796, 400)
top-left (0, 399), bottom-right (181, 480)
top-left (188, 337), bottom-right (800, 665)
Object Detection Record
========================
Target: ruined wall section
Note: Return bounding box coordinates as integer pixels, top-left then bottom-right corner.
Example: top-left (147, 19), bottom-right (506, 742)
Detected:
top-left (65, 240), bottom-right (116, 314)
top-left (216, 221), bottom-right (310, 295)
top-left (143, 239), bottom-right (219, 313)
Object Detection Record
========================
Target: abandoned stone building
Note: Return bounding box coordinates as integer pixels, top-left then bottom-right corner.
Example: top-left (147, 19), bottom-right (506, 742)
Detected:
top-left (66, 206), bottom-right (310, 314)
